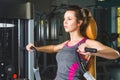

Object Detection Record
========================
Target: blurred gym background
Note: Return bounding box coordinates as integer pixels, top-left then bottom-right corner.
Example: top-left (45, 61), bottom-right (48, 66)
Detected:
top-left (0, 0), bottom-right (120, 80)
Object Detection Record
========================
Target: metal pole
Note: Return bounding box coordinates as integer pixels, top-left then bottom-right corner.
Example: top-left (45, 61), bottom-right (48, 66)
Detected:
top-left (28, 19), bottom-right (34, 80)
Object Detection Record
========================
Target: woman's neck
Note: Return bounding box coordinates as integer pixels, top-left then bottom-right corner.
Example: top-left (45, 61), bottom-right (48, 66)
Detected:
top-left (69, 32), bottom-right (83, 42)
top-left (67, 35), bottom-right (84, 46)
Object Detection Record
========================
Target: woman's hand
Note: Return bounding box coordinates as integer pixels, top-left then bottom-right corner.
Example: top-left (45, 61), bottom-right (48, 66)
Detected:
top-left (77, 43), bottom-right (92, 56)
top-left (26, 43), bottom-right (35, 52)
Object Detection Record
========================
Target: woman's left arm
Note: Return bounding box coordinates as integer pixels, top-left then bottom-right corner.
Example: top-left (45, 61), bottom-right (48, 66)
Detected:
top-left (77, 39), bottom-right (120, 59)
top-left (94, 46), bottom-right (119, 59)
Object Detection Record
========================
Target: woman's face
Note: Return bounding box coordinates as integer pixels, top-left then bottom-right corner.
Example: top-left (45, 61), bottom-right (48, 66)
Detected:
top-left (63, 10), bottom-right (81, 32)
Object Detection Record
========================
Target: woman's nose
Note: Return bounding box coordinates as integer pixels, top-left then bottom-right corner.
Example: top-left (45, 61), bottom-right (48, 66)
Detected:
top-left (64, 20), bottom-right (67, 24)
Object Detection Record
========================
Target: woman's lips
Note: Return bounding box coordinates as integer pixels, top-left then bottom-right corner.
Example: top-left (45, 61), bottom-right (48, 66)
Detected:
top-left (64, 26), bottom-right (68, 28)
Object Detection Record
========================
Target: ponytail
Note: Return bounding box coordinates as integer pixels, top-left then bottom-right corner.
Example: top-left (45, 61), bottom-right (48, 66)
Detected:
top-left (80, 8), bottom-right (97, 39)
top-left (65, 5), bottom-right (97, 39)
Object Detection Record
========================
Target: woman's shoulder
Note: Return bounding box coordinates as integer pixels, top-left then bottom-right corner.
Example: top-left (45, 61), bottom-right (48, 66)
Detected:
top-left (55, 40), bottom-right (69, 50)
top-left (86, 38), bottom-right (106, 49)
top-left (59, 40), bottom-right (69, 45)
top-left (86, 39), bottom-right (102, 46)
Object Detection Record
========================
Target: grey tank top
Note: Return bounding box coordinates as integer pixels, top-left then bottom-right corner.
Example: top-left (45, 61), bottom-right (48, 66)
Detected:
top-left (55, 38), bottom-right (88, 80)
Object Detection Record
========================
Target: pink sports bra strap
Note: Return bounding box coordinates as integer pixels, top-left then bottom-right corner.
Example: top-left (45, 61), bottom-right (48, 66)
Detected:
top-left (78, 37), bottom-right (87, 45)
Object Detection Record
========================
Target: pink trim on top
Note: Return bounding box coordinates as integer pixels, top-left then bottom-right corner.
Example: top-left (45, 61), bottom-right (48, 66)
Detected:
top-left (65, 38), bottom-right (87, 48)
top-left (68, 62), bottom-right (79, 80)
top-left (65, 38), bottom-right (88, 61)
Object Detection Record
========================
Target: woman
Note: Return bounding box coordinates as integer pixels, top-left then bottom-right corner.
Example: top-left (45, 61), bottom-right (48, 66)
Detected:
top-left (26, 5), bottom-right (120, 80)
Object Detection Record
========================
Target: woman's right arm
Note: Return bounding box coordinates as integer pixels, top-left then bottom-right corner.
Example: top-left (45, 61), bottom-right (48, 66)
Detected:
top-left (26, 41), bottom-right (68, 54)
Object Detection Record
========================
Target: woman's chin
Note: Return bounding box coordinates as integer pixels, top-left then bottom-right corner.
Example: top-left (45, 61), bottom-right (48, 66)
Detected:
top-left (64, 29), bottom-right (70, 32)
top-left (65, 30), bottom-right (69, 32)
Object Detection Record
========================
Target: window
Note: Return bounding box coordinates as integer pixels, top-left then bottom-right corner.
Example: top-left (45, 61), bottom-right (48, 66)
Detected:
top-left (117, 7), bottom-right (120, 46)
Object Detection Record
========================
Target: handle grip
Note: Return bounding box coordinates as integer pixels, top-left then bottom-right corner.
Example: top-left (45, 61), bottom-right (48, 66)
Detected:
top-left (85, 47), bottom-right (97, 53)
top-left (30, 46), bottom-right (37, 53)
top-left (30, 46), bottom-right (39, 69)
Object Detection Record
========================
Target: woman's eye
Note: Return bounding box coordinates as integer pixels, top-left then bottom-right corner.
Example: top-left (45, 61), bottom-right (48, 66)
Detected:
top-left (68, 18), bottom-right (72, 20)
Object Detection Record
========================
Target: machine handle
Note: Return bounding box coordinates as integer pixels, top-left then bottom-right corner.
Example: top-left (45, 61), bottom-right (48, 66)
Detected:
top-left (85, 47), bottom-right (97, 53)
top-left (30, 46), bottom-right (39, 69)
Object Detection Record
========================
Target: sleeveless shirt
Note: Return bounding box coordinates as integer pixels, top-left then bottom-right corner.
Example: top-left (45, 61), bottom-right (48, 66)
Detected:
top-left (55, 38), bottom-right (88, 80)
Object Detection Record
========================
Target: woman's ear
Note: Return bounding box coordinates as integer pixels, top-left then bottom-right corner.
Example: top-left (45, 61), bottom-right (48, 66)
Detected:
top-left (77, 20), bottom-right (83, 27)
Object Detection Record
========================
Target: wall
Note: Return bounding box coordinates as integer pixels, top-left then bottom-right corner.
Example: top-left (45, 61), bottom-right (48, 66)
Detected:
top-left (51, 0), bottom-right (96, 7)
